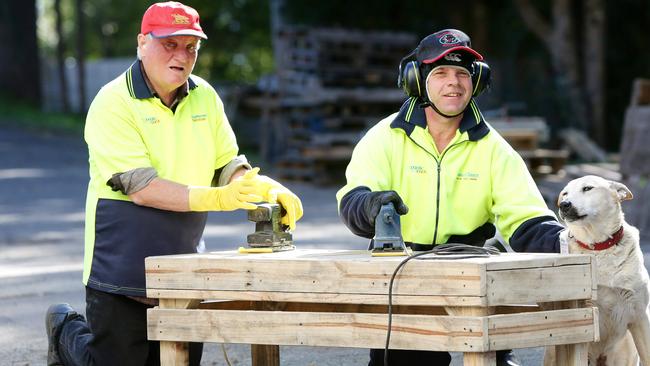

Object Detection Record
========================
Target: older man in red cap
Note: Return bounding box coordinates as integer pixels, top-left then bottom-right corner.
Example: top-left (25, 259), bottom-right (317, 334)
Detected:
top-left (45, 2), bottom-right (302, 365)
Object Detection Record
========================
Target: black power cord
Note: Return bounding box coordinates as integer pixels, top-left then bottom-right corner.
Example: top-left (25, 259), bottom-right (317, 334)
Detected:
top-left (383, 243), bottom-right (501, 366)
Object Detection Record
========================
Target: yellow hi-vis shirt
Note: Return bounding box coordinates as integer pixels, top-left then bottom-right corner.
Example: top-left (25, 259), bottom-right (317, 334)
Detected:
top-left (82, 61), bottom-right (238, 296)
top-left (337, 97), bottom-right (556, 247)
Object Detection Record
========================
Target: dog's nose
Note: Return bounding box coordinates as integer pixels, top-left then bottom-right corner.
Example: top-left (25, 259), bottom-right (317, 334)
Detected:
top-left (559, 201), bottom-right (572, 212)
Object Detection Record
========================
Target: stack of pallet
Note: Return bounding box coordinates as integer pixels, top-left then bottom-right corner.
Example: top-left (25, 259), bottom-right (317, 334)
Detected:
top-left (489, 117), bottom-right (569, 176)
top-left (619, 78), bottom-right (650, 240)
top-left (256, 27), bottom-right (416, 185)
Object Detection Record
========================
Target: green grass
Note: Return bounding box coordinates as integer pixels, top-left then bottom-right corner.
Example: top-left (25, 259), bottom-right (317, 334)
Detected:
top-left (0, 98), bottom-right (85, 135)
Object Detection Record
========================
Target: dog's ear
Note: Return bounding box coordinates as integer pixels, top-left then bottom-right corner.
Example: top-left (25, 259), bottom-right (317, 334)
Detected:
top-left (609, 181), bottom-right (633, 201)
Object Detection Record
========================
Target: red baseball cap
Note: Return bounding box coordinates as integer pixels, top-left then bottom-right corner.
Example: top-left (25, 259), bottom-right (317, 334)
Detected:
top-left (416, 29), bottom-right (482, 69)
top-left (141, 2), bottom-right (207, 39)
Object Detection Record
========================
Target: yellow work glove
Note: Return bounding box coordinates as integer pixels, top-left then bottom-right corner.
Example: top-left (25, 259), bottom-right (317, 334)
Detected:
top-left (188, 169), bottom-right (263, 211)
top-left (246, 167), bottom-right (303, 230)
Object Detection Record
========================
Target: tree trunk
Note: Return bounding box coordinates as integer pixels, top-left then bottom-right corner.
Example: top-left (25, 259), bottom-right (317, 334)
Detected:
top-left (471, 0), bottom-right (488, 53)
top-left (514, 0), bottom-right (590, 132)
top-left (583, 0), bottom-right (606, 146)
top-left (75, 0), bottom-right (86, 112)
top-left (54, 0), bottom-right (70, 113)
top-left (549, 0), bottom-right (589, 131)
top-left (0, 0), bottom-right (41, 106)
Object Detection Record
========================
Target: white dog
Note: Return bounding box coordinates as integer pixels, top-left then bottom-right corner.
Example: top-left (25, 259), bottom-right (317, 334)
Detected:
top-left (556, 175), bottom-right (650, 365)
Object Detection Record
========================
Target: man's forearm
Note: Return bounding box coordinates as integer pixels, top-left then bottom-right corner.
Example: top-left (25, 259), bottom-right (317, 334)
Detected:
top-left (128, 177), bottom-right (190, 211)
top-left (228, 166), bottom-right (248, 183)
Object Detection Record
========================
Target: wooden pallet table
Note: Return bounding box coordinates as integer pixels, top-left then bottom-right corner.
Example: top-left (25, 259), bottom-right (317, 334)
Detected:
top-left (145, 249), bottom-right (598, 365)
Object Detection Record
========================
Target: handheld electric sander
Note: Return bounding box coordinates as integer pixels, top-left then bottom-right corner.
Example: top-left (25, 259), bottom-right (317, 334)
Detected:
top-left (238, 203), bottom-right (295, 253)
top-left (371, 202), bottom-right (410, 257)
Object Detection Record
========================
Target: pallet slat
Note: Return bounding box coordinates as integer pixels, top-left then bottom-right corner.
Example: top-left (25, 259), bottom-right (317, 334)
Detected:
top-left (146, 251), bottom-right (595, 306)
top-left (147, 307), bottom-right (597, 352)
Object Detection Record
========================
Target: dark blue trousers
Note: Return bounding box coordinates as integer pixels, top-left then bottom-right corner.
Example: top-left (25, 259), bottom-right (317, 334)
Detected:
top-left (58, 287), bottom-right (202, 366)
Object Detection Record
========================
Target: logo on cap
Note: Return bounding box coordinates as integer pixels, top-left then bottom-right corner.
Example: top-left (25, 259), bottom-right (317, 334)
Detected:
top-left (439, 33), bottom-right (461, 45)
top-left (172, 13), bottom-right (190, 24)
top-left (444, 53), bottom-right (462, 62)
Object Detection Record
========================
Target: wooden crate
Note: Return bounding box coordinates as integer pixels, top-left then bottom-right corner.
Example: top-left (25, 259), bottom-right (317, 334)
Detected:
top-left (499, 130), bottom-right (540, 151)
top-left (630, 78), bottom-right (650, 106)
top-left (146, 250), bottom-right (598, 365)
top-left (519, 149), bottom-right (570, 175)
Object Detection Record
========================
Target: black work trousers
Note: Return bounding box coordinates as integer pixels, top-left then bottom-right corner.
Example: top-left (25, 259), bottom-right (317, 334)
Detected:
top-left (368, 349), bottom-right (452, 366)
top-left (369, 349), bottom-right (513, 365)
top-left (58, 287), bottom-right (203, 366)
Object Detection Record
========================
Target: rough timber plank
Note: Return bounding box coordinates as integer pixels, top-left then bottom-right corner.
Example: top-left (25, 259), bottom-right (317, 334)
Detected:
top-left (463, 352), bottom-right (496, 366)
top-left (160, 341), bottom-right (188, 366)
top-left (146, 251), bottom-right (593, 303)
top-left (148, 307), bottom-right (597, 353)
top-left (158, 299), bottom-right (199, 366)
top-left (487, 308), bottom-right (598, 350)
top-left (551, 301), bottom-right (597, 366)
top-left (483, 253), bottom-right (591, 270)
top-left (630, 78), bottom-right (650, 106)
top-left (146, 289), bottom-right (488, 306)
top-left (251, 302), bottom-right (282, 366)
top-left (556, 343), bottom-right (589, 366)
top-left (620, 106), bottom-right (650, 175)
top-left (146, 250), bottom-right (487, 297)
top-left (252, 344), bottom-right (279, 366)
top-left (486, 264), bottom-right (593, 305)
top-left (147, 309), bottom-right (487, 352)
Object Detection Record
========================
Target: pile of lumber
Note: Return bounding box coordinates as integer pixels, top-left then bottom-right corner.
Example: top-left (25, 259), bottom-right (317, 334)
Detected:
top-left (619, 78), bottom-right (650, 241)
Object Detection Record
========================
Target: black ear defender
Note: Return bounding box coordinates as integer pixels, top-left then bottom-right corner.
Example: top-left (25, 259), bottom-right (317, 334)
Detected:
top-left (398, 55), bottom-right (491, 98)
top-left (397, 51), bottom-right (423, 97)
top-left (470, 61), bottom-right (491, 97)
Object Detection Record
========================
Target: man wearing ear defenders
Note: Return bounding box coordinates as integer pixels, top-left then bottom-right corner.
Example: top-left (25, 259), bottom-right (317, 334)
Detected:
top-left (337, 28), bottom-right (564, 366)
top-left (44, 2), bottom-right (302, 365)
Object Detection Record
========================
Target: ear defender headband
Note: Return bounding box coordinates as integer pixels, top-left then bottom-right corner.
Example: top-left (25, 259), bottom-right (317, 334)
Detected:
top-left (397, 52), bottom-right (491, 99)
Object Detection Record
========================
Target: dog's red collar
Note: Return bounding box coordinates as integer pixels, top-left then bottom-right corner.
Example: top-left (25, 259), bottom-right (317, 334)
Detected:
top-left (576, 226), bottom-right (624, 251)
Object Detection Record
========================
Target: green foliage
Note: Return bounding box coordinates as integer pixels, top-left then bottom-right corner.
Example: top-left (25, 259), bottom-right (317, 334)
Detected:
top-left (0, 95), bottom-right (84, 134)
top-left (32, 0), bottom-right (650, 151)
top-left (191, 0), bottom-right (273, 82)
top-left (38, 0), bottom-right (273, 82)
top-left (284, 1), bottom-right (422, 31)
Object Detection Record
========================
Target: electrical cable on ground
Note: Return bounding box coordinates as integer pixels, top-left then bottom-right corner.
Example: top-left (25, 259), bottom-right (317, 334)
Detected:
top-left (221, 343), bottom-right (233, 366)
top-left (383, 243), bottom-right (501, 366)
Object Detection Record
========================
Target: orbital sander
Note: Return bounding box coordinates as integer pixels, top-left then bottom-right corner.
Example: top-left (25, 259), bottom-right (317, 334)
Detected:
top-left (238, 203), bottom-right (295, 253)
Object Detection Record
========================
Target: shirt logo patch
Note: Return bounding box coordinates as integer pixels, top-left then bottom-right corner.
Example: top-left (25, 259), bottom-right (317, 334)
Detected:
top-left (457, 172), bottom-right (479, 181)
top-left (144, 116), bottom-right (160, 124)
top-left (191, 113), bottom-right (208, 122)
top-left (410, 165), bottom-right (426, 174)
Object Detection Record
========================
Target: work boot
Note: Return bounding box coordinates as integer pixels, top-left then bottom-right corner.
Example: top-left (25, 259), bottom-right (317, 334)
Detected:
top-left (496, 349), bottom-right (522, 366)
top-left (46, 303), bottom-right (81, 366)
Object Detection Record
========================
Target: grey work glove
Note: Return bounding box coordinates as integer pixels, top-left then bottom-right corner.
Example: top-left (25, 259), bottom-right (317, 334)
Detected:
top-left (364, 190), bottom-right (409, 225)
